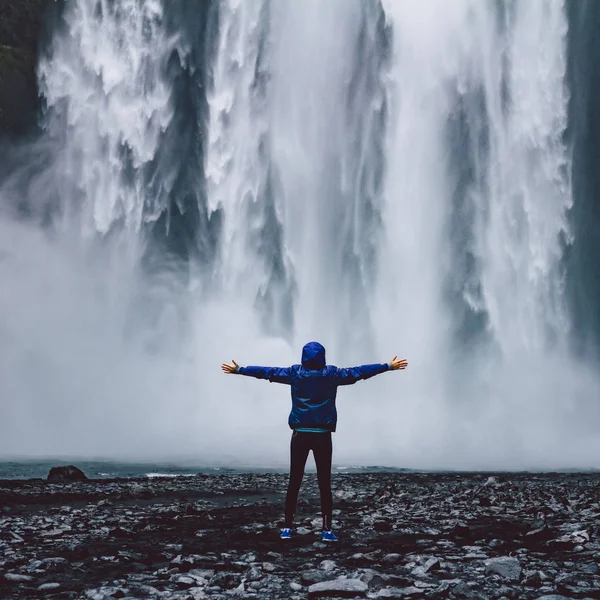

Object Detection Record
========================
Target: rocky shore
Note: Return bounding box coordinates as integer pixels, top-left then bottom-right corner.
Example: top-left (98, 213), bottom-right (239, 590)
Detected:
top-left (1, 472), bottom-right (599, 599)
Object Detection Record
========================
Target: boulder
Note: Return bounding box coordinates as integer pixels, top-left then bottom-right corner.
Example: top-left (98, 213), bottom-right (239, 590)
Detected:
top-left (47, 465), bottom-right (88, 482)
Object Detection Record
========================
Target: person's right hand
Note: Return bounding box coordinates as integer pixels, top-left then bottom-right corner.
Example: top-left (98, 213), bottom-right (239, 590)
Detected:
top-left (221, 360), bottom-right (239, 374)
top-left (390, 356), bottom-right (408, 370)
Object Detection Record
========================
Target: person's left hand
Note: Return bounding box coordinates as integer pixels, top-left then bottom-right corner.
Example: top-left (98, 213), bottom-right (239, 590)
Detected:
top-left (221, 360), bottom-right (239, 374)
top-left (390, 356), bottom-right (408, 370)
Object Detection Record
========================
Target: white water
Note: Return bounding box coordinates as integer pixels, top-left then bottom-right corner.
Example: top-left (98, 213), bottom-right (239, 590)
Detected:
top-left (1, 0), bottom-right (599, 469)
top-left (38, 0), bottom-right (177, 236)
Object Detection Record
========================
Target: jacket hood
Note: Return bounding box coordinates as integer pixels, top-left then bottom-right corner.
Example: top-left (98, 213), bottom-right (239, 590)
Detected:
top-left (301, 341), bottom-right (326, 370)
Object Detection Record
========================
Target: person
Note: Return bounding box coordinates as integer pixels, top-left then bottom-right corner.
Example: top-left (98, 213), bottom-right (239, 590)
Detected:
top-left (221, 341), bottom-right (407, 542)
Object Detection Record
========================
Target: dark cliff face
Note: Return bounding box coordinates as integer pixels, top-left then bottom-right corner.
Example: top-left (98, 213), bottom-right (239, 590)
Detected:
top-left (0, 0), bottom-right (51, 137)
top-left (566, 0), bottom-right (600, 355)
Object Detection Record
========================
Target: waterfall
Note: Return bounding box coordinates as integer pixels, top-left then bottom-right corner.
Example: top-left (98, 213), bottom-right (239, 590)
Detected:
top-left (0, 0), bottom-right (599, 469)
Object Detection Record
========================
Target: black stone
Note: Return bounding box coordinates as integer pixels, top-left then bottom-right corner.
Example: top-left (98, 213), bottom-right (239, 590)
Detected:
top-left (47, 466), bottom-right (88, 482)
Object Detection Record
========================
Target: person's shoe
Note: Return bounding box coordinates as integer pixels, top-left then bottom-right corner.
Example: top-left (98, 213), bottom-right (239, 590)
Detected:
top-left (321, 529), bottom-right (338, 542)
top-left (280, 528), bottom-right (293, 540)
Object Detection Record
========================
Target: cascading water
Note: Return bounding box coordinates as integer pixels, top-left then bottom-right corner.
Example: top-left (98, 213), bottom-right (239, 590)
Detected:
top-left (0, 0), bottom-right (599, 469)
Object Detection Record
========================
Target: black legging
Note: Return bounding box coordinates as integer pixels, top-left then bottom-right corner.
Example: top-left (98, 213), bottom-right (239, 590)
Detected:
top-left (284, 431), bottom-right (333, 530)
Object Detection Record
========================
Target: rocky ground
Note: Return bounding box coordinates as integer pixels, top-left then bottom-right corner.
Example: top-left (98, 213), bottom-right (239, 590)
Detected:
top-left (1, 472), bottom-right (599, 599)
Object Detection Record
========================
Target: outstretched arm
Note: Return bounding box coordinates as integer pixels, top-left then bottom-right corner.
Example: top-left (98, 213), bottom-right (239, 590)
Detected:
top-left (335, 355), bottom-right (408, 386)
top-left (221, 360), bottom-right (293, 384)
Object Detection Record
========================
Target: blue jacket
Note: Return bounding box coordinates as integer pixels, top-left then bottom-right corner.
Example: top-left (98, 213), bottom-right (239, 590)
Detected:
top-left (235, 341), bottom-right (391, 432)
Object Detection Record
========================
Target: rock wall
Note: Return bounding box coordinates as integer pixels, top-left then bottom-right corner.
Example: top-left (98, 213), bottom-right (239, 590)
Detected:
top-left (0, 0), bottom-right (50, 137)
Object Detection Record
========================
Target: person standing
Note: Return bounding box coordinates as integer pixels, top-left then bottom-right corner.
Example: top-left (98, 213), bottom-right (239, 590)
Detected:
top-left (222, 341), bottom-right (408, 541)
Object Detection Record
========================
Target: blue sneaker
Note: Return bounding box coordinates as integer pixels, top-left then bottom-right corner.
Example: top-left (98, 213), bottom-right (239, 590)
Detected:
top-left (322, 530), bottom-right (338, 542)
top-left (280, 528), bottom-right (292, 540)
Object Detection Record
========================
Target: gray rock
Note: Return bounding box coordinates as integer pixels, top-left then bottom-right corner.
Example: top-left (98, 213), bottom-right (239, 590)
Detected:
top-left (383, 553), bottom-right (401, 564)
top-left (40, 556), bottom-right (69, 568)
top-left (377, 587), bottom-right (424, 598)
top-left (301, 570), bottom-right (332, 585)
top-left (451, 581), bottom-right (472, 598)
top-left (188, 568), bottom-right (214, 580)
top-left (290, 582), bottom-right (303, 591)
top-left (534, 596), bottom-right (571, 600)
top-left (241, 552), bottom-right (257, 563)
top-left (319, 560), bottom-right (337, 571)
top-left (174, 574), bottom-right (198, 588)
top-left (210, 572), bottom-right (240, 589)
top-left (412, 557), bottom-right (441, 576)
top-left (41, 528), bottom-right (64, 538)
top-left (84, 588), bottom-right (124, 600)
top-left (38, 583), bottom-right (61, 591)
top-left (245, 567), bottom-right (262, 581)
top-left (9, 531), bottom-right (24, 543)
top-left (484, 556), bottom-right (521, 581)
top-left (308, 578), bottom-right (368, 598)
top-left (4, 573), bottom-right (35, 582)
top-left (580, 563), bottom-right (599, 575)
top-left (354, 569), bottom-right (381, 585)
top-left (522, 571), bottom-right (543, 587)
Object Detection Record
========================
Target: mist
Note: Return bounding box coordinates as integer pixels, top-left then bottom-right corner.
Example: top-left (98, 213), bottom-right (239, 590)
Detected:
top-left (1, 0), bottom-right (599, 471)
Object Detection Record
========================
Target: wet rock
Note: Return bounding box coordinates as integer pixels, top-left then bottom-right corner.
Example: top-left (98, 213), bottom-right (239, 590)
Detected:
top-left (245, 567), bottom-right (262, 581)
top-left (580, 562), bottom-right (599, 575)
top-left (451, 581), bottom-right (472, 598)
top-left (383, 553), bottom-right (401, 564)
top-left (319, 560), bottom-right (337, 572)
top-left (522, 571), bottom-right (544, 587)
top-left (301, 570), bottom-right (332, 585)
top-left (4, 572), bottom-right (35, 582)
top-left (411, 556), bottom-right (440, 576)
top-left (484, 556), bottom-right (521, 581)
top-left (308, 578), bottom-right (368, 598)
top-left (450, 522), bottom-right (471, 538)
top-left (173, 574), bottom-right (196, 588)
top-left (38, 582), bottom-right (61, 591)
top-left (210, 572), bottom-right (240, 589)
top-left (47, 465), bottom-right (88, 482)
top-left (9, 531), bottom-right (24, 543)
top-left (377, 587), bottom-right (424, 598)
